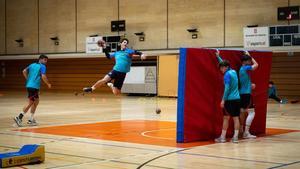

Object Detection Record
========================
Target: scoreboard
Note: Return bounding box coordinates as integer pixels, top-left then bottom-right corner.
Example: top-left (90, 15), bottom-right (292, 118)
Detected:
top-left (244, 24), bottom-right (300, 48)
top-left (269, 25), bottom-right (300, 46)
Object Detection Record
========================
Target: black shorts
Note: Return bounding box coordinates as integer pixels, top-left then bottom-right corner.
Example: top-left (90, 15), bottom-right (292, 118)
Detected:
top-left (27, 88), bottom-right (39, 101)
top-left (240, 94), bottom-right (251, 109)
top-left (224, 99), bottom-right (240, 117)
top-left (107, 70), bottom-right (126, 90)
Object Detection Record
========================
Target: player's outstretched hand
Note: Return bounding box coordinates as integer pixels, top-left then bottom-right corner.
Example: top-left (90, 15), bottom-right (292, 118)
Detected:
top-left (244, 50), bottom-right (250, 56)
top-left (141, 54), bottom-right (147, 60)
top-left (215, 49), bottom-right (220, 56)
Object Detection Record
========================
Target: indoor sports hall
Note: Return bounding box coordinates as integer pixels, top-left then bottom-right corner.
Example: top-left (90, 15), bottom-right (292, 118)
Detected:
top-left (0, 1), bottom-right (299, 169)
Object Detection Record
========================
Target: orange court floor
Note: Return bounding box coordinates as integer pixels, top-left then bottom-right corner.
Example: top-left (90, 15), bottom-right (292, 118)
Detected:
top-left (0, 91), bottom-right (299, 169)
top-left (18, 120), bottom-right (297, 148)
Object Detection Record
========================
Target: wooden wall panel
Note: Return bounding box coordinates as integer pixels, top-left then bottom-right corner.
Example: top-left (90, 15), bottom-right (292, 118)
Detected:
top-left (6, 0), bottom-right (38, 54)
top-left (290, 0), bottom-right (300, 6)
top-left (158, 55), bottom-right (178, 97)
top-left (77, 0), bottom-right (118, 52)
top-left (119, 0), bottom-right (167, 50)
top-left (1, 0), bottom-right (300, 53)
top-left (270, 52), bottom-right (300, 98)
top-left (168, 0), bottom-right (224, 48)
top-left (0, 58), bottom-right (114, 93)
top-left (39, 0), bottom-right (76, 53)
top-left (0, 0), bottom-right (5, 54)
top-left (225, 0), bottom-right (288, 47)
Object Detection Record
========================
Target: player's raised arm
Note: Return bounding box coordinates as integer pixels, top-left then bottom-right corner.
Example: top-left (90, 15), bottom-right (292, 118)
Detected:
top-left (244, 51), bottom-right (258, 70)
top-left (98, 40), bottom-right (113, 59)
top-left (131, 50), bottom-right (146, 60)
top-left (251, 57), bottom-right (258, 70)
top-left (215, 49), bottom-right (223, 63)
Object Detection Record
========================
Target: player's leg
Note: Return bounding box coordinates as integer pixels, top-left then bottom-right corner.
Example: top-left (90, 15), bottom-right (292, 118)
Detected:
top-left (108, 71), bottom-right (126, 95)
top-left (14, 89), bottom-right (35, 126)
top-left (243, 107), bottom-right (256, 139)
top-left (239, 94), bottom-right (251, 136)
top-left (269, 94), bottom-right (282, 103)
top-left (232, 116), bottom-right (240, 143)
top-left (28, 98), bottom-right (39, 125)
top-left (83, 74), bottom-right (112, 92)
top-left (231, 100), bottom-right (240, 143)
top-left (215, 115), bottom-right (230, 143)
top-left (239, 108), bottom-right (247, 135)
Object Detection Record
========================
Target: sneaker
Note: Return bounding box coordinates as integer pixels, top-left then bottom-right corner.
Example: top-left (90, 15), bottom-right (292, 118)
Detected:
top-left (214, 137), bottom-right (226, 143)
top-left (14, 116), bottom-right (22, 127)
top-left (243, 132), bottom-right (256, 139)
top-left (83, 87), bottom-right (93, 93)
top-left (107, 82), bottom-right (113, 88)
top-left (231, 137), bottom-right (239, 143)
top-left (281, 98), bottom-right (288, 104)
top-left (27, 119), bottom-right (37, 126)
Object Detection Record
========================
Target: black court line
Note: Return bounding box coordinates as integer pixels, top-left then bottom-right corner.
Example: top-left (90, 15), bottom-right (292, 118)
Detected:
top-left (0, 132), bottom-right (165, 152)
top-left (136, 148), bottom-right (189, 169)
top-left (0, 145), bottom-right (175, 169)
top-left (178, 152), bottom-right (283, 165)
top-left (268, 161), bottom-right (300, 169)
top-left (47, 159), bottom-right (175, 169)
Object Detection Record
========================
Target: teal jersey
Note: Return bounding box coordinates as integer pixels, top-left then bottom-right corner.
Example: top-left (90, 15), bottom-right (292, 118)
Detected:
top-left (268, 86), bottom-right (276, 96)
top-left (110, 48), bottom-right (135, 73)
top-left (25, 63), bottom-right (46, 89)
top-left (223, 69), bottom-right (240, 101)
top-left (239, 65), bottom-right (253, 94)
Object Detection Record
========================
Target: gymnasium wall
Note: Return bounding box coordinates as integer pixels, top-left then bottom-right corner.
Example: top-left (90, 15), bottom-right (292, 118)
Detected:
top-left (76, 0), bottom-right (119, 52)
top-left (0, 0), bottom-right (300, 54)
top-left (0, 57), bottom-right (114, 92)
top-left (39, 0), bottom-right (76, 53)
top-left (0, 0), bottom-right (4, 54)
top-left (270, 52), bottom-right (300, 99)
top-left (6, 0), bottom-right (38, 54)
top-left (0, 56), bottom-right (158, 92)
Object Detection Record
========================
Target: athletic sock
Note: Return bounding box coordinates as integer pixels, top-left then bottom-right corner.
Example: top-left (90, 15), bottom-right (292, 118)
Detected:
top-left (220, 130), bottom-right (227, 139)
top-left (245, 111), bottom-right (255, 133)
top-left (233, 130), bottom-right (239, 138)
top-left (245, 125), bottom-right (250, 134)
top-left (29, 113), bottom-right (34, 121)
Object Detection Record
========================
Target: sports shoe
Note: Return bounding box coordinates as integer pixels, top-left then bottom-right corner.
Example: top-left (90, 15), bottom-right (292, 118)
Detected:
top-left (243, 132), bottom-right (256, 139)
top-left (214, 137), bottom-right (226, 143)
top-left (107, 82), bottom-right (113, 88)
top-left (14, 116), bottom-right (22, 127)
top-left (83, 87), bottom-right (93, 93)
top-left (27, 119), bottom-right (37, 126)
top-left (231, 137), bottom-right (239, 143)
top-left (280, 98), bottom-right (288, 104)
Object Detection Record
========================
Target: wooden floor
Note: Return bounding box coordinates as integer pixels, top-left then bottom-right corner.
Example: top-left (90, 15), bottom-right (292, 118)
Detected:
top-left (0, 91), bottom-right (299, 169)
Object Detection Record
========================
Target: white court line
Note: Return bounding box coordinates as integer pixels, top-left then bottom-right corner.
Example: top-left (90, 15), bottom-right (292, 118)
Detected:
top-left (141, 128), bottom-right (176, 140)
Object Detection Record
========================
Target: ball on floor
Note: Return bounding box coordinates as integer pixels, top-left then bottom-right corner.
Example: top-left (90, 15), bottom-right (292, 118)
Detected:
top-left (156, 108), bottom-right (161, 114)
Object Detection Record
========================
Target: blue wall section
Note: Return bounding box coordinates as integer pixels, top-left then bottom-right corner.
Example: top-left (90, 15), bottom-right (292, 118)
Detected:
top-left (176, 48), bottom-right (187, 143)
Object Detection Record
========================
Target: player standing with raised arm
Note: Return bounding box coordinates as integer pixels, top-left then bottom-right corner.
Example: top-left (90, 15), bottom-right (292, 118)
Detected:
top-left (214, 50), bottom-right (240, 143)
top-left (239, 51), bottom-right (258, 139)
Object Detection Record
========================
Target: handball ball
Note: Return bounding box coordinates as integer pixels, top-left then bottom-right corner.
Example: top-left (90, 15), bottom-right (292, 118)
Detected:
top-left (97, 40), bottom-right (105, 47)
top-left (156, 108), bottom-right (161, 114)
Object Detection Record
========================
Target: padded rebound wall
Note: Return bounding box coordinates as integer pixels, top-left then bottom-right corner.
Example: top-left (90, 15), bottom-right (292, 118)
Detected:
top-left (177, 48), bottom-right (272, 143)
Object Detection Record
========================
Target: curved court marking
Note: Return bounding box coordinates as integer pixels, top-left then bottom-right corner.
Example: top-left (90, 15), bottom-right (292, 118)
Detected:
top-left (141, 128), bottom-right (176, 140)
top-left (136, 148), bottom-right (189, 169)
